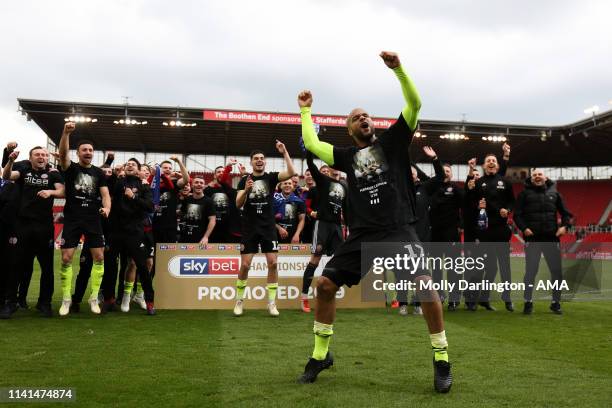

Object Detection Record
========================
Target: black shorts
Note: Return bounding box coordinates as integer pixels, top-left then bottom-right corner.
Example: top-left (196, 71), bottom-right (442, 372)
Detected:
top-left (143, 231), bottom-right (155, 258)
top-left (323, 224), bottom-right (429, 288)
top-left (240, 231), bottom-right (278, 254)
top-left (61, 219), bottom-right (105, 249)
top-left (312, 220), bottom-right (343, 256)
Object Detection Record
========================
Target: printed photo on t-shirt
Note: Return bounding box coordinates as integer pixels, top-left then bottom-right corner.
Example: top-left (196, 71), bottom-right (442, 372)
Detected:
top-left (249, 180), bottom-right (269, 200)
top-left (184, 203), bottom-right (203, 221)
top-left (212, 192), bottom-right (229, 211)
top-left (74, 172), bottom-right (95, 197)
top-left (284, 203), bottom-right (296, 220)
top-left (352, 145), bottom-right (389, 187)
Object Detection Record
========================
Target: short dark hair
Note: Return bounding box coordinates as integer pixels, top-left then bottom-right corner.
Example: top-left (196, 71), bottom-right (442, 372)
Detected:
top-left (127, 157), bottom-right (141, 170)
top-left (77, 139), bottom-right (94, 150)
top-left (442, 163), bottom-right (452, 169)
top-left (250, 150), bottom-right (265, 159)
top-left (160, 160), bottom-right (172, 166)
top-left (100, 164), bottom-right (111, 169)
top-left (484, 153), bottom-right (497, 161)
top-left (215, 166), bottom-right (224, 172)
top-left (29, 146), bottom-right (45, 156)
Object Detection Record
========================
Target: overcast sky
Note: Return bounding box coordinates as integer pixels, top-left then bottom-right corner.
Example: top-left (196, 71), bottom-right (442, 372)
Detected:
top-left (1, 0), bottom-right (611, 155)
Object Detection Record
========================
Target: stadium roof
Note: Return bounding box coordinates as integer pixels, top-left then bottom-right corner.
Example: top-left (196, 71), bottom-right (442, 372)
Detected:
top-left (17, 98), bottom-right (612, 167)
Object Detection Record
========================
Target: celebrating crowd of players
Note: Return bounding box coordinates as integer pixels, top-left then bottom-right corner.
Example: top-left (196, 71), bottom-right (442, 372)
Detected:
top-left (0, 51), bottom-right (577, 393)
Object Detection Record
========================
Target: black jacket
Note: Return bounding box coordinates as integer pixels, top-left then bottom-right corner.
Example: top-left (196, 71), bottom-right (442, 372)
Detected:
top-left (413, 159), bottom-right (444, 241)
top-left (514, 178), bottom-right (572, 237)
top-left (109, 175), bottom-right (153, 234)
top-left (430, 181), bottom-right (464, 230)
top-left (466, 172), bottom-right (515, 228)
top-left (1, 152), bottom-right (32, 226)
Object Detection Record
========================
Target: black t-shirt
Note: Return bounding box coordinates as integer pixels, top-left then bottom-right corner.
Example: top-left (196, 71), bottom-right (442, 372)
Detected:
top-left (179, 195), bottom-right (215, 242)
top-left (277, 198), bottom-right (305, 239)
top-left (204, 184), bottom-right (239, 232)
top-left (63, 162), bottom-right (107, 221)
top-left (306, 154), bottom-right (346, 225)
top-left (154, 183), bottom-right (180, 230)
top-left (237, 172), bottom-right (279, 236)
top-left (16, 167), bottom-right (64, 223)
top-left (332, 113), bottom-right (416, 232)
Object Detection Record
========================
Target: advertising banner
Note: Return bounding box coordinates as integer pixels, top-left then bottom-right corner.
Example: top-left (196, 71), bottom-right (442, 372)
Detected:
top-left (203, 109), bottom-right (396, 128)
top-left (155, 244), bottom-right (384, 309)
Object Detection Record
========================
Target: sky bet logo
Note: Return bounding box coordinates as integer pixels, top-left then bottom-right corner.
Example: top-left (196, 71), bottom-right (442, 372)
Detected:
top-left (177, 257), bottom-right (239, 276)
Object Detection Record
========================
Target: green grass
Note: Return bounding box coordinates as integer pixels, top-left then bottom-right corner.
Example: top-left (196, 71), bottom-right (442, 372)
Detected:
top-left (1, 252), bottom-right (611, 407)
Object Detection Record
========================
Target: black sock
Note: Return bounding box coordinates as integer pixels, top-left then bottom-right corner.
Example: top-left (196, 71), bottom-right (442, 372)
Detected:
top-left (302, 263), bottom-right (317, 295)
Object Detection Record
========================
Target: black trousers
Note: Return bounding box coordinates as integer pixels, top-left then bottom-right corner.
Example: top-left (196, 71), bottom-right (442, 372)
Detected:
top-left (463, 227), bottom-right (477, 243)
top-left (17, 264), bottom-right (35, 303)
top-left (0, 220), bottom-right (18, 305)
top-left (9, 220), bottom-right (54, 305)
top-left (430, 227), bottom-right (462, 303)
top-left (465, 224), bottom-right (512, 303)
top-left (102, 232), bottom-right (154, 303)
top-left (524, 236), bottom-right (562, 302)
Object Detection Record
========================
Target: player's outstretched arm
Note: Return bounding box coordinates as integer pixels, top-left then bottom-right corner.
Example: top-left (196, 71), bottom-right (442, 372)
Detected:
top-left (305, 151), bottom-right (324, 183)
top-left (2, 150), bottom-right (20, 180)
top-left (298, 90), bottom-right (334, 166)
top-left (277, 140), bottom-right (298, 182)
top-left (380, 51), bottom-right (421, 131)
top-left (170, 156), bottom-right (190, 188)
top-left (59, 122), bottom-right (75, 171)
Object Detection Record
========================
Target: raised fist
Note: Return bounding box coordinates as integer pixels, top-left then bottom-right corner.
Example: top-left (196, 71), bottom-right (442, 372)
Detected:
top-left (6, 141), bottom-right (17, 152)
top-left (64, 122), bottom-right (76, 134)
top-left (468, 158), bottom-right (477, 168)
top-left (502, 143), bottom-right (510, 156)
top-left (298, 90), bottom-right (313, 108)
top-left (8, 150), bottom-right (19, 161)
top-left (379, 51), bottom-right (400, 69)
top-left (275, 139), bottom-right (286, 155)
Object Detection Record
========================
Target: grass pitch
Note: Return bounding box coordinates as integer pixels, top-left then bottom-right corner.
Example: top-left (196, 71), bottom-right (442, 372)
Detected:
top-left (1, 253), bottom-right (611, 407)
